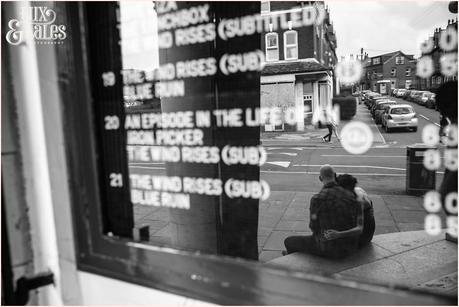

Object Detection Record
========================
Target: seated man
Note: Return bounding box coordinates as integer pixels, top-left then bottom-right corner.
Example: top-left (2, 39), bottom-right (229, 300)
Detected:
top-left (328, 174), bottom-right (375, 248)
top-left (283, 165), bottom-right (362, 258)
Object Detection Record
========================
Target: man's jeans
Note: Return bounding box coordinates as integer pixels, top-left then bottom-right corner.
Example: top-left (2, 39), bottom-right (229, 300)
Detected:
top-left (284, 235), bottom-right (324, 256)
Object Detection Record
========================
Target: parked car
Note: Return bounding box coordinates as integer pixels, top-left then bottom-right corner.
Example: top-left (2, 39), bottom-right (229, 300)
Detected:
top-left (417, 92), bottom-right (434, 106)
top-left (370, 98), bottom-right (392, 117)
top-left (368, 96), bottom-right (389, 110)
top-left (375, 104), bottom-right (396, 125)
top-left (402, 89), bottom-right (412, 100)
top-left (373, 101), bottom-right (397, 122)
top-left (365, 93), bottom-right (381, 107)
top-left (396, 88), bottom-right (407, 98)
top-left (425, 93), bottom-right (436, 109)
top-left (381, 104), bottom-right (418, 132)
top-left (407, 90), bottom-right (421, 102)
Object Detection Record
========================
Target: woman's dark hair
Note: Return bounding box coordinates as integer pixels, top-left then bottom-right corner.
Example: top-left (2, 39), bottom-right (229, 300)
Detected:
top-left (336, 174), bottom-right (357, 191)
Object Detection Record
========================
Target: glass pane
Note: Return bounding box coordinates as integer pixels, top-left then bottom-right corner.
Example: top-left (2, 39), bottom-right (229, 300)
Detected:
top-left (89, 1), bottom-right (458, 299)
top-left (286, 46), bottom-right (298, 59)
top-left (266, 34), bottom-right (277, 47)
top-left (285, 31), bottom-right (297, 45)
top-left (267, 48), bottom-right (279, 61)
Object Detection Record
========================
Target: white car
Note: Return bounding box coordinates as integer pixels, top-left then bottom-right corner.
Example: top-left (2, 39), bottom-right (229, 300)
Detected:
top-left (381, 104), bottom-right (418, 133)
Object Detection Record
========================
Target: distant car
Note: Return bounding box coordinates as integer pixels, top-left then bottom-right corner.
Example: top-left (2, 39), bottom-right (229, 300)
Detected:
top-left (412, 91), bottom-right (427, 104)
top-left (373, 101), bottom-right (398, 124)
top-left (407, 90), bottom-right (420, 102)
top-left (425, 93), bottom-right (436, 109)
top-left (402, 90), bottom-right (412, 100)
top-left (368, 96), bottom-right (389, 110)
top-left (381, 104), bottom-right (418, 133)
top-left (370, 98), bottom-right (392, 117)
top-left (396, 89), bottom-right (407, 98)
top-left (417, 92), bottom-right (434, 106)
top-left (365, 93), bottom-right (381, 107)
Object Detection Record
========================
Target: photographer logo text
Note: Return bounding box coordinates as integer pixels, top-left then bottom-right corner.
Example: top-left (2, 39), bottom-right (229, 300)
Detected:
top-left (6, 6), bottom-right (66, 45)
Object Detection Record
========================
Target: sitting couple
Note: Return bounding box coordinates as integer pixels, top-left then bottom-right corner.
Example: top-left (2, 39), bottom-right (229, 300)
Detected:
top-left (283, 165), bottom-right (375, 258)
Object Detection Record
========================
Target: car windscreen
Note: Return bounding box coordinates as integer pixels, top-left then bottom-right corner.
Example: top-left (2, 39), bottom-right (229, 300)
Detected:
top-left (390, 107), bottom-right (413, 114)
top-left (377, 103), bottom-right (395, 109)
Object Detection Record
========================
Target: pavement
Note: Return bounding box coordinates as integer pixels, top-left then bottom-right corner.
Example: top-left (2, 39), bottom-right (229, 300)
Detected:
top-left (268, 230), bottom-right (457, 298)
top-left (256, 190), bottom-right (449, 263)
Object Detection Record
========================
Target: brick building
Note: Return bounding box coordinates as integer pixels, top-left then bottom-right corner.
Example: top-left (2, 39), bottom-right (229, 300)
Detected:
top-left (260, 1), bottom-right (338, 131)
top-left (363, 50), bottom-right (417, 92)
top-left (418, 19), bottom-right (458, 92)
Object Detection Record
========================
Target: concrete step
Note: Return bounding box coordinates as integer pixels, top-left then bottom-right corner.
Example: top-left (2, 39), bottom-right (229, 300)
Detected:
top-left (267, 230), bottom-right (457, 296)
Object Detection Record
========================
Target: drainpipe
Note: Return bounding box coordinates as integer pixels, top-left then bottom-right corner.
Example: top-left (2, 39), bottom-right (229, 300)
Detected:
top-left (7, 1), bottom-right (63, 305)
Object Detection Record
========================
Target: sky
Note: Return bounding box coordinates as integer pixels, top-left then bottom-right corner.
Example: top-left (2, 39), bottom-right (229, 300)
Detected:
top-left (327, 0), bottom-right (457, 59)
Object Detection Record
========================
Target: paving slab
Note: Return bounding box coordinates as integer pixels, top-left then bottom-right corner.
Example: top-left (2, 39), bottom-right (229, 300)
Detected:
top-left (263, 231), bottom-right (310, 251)
top-left (259, 250), bottom-right (283, 263)
top-left (397, 222), bottom-right (425, 232)
top-left (418, 272), bottom-right (458, 296)
top-left (383, 195), bottom-right (425, 211)
top-left (282, 207), bottom-right (309, 221)
top-left (390, 210), bottom-right (429, 223)
top-left (371, 230), bottom-right (445, 254)
top-left (267, 191), bottom-right (296, 202)
top-left (268, 243), bottom-right (393, 275)
top-left (258, 215), bottom-right (282, 228)
top-left (374, 225), bottom-right (399, 235)
top-left (338, 240), bottom-right (457, 288)
top-left (274, 220), bottom-right (309, 232)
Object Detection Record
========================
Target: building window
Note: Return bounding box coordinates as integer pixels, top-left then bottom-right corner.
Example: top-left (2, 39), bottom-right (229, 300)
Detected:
top-left (265, 32), bottom-right (279, 61)
top-left (261, 0), bottom-right (270, 13)
top-left (372, 57), bottom-right (380, 65)
top-left (406, 68), bottom-right (411, 77)
top-left (283, 30), bottom-right (298, 60)
top-left (391, 68), bottom-right (396, 77)
top-left (396, 56), bottom-right (405, 65)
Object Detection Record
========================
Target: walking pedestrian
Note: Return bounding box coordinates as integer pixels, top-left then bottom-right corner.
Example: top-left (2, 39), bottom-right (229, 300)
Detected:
top-left (322, 116), bottom-right (340, 143)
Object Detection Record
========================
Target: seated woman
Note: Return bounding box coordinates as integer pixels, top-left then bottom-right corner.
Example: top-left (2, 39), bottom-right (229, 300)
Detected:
top-left (324, 174), bottom-right (375, 247)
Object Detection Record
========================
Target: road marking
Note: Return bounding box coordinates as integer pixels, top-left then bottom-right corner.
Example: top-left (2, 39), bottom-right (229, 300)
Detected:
top-left (419, 114), bottom-right (441, 126)
top-left (261, 170), bottom-right (405, 176)
top-left (372, 120), bottom-right (386, 145)
top-left (420, 114), bottom-right (429, 121)
top-left (321, 155), bottom-right (405, 158)
top-left (267, 152), bottom-right (297, 156)
top-left (292, 164), bottom-right (405, 171)
top-left (266, 161), bottom-right (291, 168)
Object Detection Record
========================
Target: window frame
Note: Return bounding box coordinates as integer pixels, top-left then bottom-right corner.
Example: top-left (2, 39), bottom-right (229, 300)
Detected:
top-left (260, 0), bottom-right (270, 13)
top-left (265, 32), bottom-right (279, 62)
top-left (396, 56), bottom-right (405, 65)
top-left (60, 3), bottom-right (455, 306)
top-left (283, 30), bottom-right (298, 61)
top-left (372, 57), bottom-right (380, 65)
top-left (406, 67), bottom-right (411, 77)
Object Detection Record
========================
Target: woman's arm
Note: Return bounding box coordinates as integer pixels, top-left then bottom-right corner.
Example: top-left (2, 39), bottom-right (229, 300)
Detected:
top-left (323, 202), bottom-right (364, 240)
